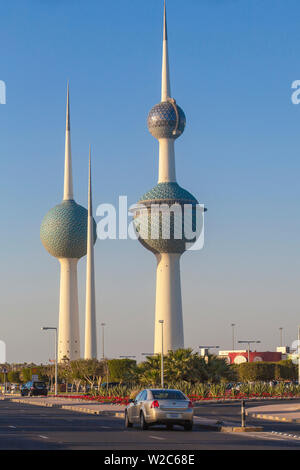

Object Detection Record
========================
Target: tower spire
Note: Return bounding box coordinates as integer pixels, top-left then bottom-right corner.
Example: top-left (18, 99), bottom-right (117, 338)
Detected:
top-left (84, 145), bottom-right (97, 359)
top-left (161, 0), bottom-right (171, 102)
top-left (88, 144), bottom-right (92, 214)
top-left (163, 0), bottom-right (168, 41)
top-left (63, 82), bottom-right (74, 200)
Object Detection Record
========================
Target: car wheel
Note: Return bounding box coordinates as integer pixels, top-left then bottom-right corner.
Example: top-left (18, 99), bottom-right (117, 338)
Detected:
top-left (166, 424), bottom-right (173, 430)
top-left (140, 412), bottom-right (148, 431)
top-left (125, 412), bottom-right (133, 428)
top-left (184, 422), bottom-right (193, 431)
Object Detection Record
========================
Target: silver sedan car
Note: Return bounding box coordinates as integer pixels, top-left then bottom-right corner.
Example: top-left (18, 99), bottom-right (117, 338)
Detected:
top-left (125, 389), bottom-right (194, 431)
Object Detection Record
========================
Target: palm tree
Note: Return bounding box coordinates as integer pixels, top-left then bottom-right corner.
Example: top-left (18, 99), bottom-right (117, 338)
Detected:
top-left (137, 350), bottom-right (235, 387)
top-left (138, 356), bottom-right (161, 386)
top-left (203, 356), bottom-right (235, 384)
top-left (165, 349), bottom-right (203, 383)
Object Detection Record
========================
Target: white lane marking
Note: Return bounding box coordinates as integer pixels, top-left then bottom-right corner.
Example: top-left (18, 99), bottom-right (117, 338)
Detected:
top-left (271, 431), bottom-right (300, 440)
top-left (39, 435), bottom-right (49, 439)
top-left (149, 435), bottom-right (166, 441)
top-left (237, 431), bottom-right (300, 443)
top-left (8, 426), bottom-right (16, 429)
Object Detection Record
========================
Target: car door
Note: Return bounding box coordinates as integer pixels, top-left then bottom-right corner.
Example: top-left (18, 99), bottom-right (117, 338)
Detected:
top-left (134, 390), bottom-right (147, 421)
top-left (139, 390), bottom-right (148, 418)
top-left (129, 392), bottom-right (142, 423)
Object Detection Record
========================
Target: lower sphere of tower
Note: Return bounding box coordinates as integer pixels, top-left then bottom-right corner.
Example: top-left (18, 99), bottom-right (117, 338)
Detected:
top-left (40, 199), bottom-right (97, 259)
top-left (134, 182), bottom-right (199, 254)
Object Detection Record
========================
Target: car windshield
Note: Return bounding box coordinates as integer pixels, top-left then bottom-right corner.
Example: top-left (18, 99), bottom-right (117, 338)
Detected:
top-left (34, 382), bottom-right (45, 388)
top-left (151, 390), bottom-right (186, 400)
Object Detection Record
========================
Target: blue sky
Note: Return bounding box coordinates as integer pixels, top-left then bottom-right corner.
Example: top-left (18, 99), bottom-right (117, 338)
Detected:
top-left (0, 0), bottom-right (300, 363)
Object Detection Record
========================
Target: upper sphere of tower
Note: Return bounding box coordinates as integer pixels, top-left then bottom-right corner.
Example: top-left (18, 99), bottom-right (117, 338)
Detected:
top-left (40, 199), bottom-right (96, 259)
top-left (148, 100), bottom-right (186, 140)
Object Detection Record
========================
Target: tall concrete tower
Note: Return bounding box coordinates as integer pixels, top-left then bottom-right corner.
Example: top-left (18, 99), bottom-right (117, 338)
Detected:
top-left (134, 1), bottom-right (199, 354)
top-left (40, 85), bottom-right (96, 362)
top-left (84, 146), bottom-right (97, 359)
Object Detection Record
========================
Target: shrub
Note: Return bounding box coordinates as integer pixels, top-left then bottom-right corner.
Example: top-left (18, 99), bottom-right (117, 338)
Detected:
top-left (238, 362), bottom-right (276, 382)
top-left (275, 360), bottom-right (297, 381)
top-left (108, 359), bottom-right (138, 383)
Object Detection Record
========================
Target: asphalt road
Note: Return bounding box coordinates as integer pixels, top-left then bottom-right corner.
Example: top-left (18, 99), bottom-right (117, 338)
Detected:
top-left (1, 400), bottom-right (300, 450)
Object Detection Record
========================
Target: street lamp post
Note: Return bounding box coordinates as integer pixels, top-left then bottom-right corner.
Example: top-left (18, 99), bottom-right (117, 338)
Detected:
top-left (231, 324), bottom-right (236, 351)
top-left (238, 341), bottom-right (261, 363)
top-left (159, 320), bottom-right (164, 388)
top-left (279, 327), bottom-right (283, 348)
top-left (101, 323), bottom-right (106, 360)
top-left (41, 327), bottom-right (58, 396)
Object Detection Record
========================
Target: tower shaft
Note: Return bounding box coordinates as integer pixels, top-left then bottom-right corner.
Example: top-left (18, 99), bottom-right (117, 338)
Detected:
top-left (84, 148), bottom-right (97, 359)
top-left (154, 253), bottom-right (184, 354)
top-left (158, 138), bottom-right (176, 183)
top-left (58, 258), bottom-right (80, 361)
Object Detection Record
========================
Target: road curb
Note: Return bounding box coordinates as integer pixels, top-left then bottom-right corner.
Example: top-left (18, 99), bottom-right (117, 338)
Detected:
top-left (220, 426), bottom-right (264, 433)
top-left (60, 405), bottom-right (124, 417)
top-left (247, 412), bottom-right (300, 424)
top-left (192, 421), bottom-right (264, 432)
top-left (10, 399), bottom-right (62, 408)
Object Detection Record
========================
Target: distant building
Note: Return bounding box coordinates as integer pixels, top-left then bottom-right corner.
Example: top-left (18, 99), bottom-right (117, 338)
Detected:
top-left (276, 346), bottom-right (290, 361)
top-left (219, 350), bottom-right (282, 364)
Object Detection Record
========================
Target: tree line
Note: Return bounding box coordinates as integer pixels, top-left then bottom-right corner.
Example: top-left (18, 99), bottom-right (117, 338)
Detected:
top-left (0, 350), bottom-right (298, 389)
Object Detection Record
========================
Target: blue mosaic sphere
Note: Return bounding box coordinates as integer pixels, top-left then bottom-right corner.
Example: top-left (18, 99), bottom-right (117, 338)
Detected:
top-left (134, 183), bottom-right (199, 254)
top-left (148, 101), bottom-right (186, 140)
top-left (40, 199), bottom-right (97, 259)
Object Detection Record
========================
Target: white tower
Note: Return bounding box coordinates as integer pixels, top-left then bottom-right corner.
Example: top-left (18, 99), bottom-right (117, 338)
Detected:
top-left (84, 146), bottom-right (97, 359)
top-left (134, 1), bottom-right (199, 354)
top-left (41, 85), bottom-right (90, 362)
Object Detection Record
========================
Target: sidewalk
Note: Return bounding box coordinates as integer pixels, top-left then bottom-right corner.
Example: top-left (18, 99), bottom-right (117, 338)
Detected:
top-left (247, 403), bottom-right (300, 423)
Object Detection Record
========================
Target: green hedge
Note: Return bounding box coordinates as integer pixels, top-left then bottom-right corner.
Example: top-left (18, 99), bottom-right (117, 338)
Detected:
top-left (237, 360), bottom-right (297, 382)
